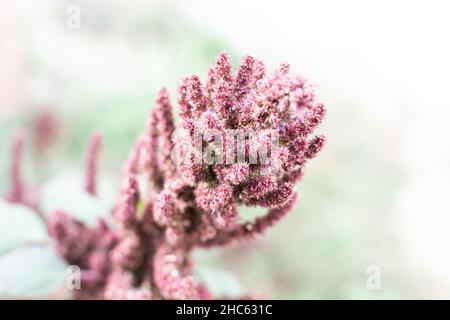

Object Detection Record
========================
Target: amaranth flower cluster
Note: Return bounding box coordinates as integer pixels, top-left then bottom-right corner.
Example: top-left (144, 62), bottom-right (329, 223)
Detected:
top-left (4, 52), bottom-right (326, 299)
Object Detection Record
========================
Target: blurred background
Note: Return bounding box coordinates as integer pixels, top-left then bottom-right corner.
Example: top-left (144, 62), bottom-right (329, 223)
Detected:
top-left (1, 0), bottom-right (450, 299)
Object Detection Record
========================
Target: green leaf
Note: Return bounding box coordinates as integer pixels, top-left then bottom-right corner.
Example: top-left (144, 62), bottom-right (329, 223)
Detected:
top-left (40, 172), bottom-right (113, 226)
top-left (0, 199), bottom-right (48, 254)
top-left (0, 245), bottom-right (68, 298)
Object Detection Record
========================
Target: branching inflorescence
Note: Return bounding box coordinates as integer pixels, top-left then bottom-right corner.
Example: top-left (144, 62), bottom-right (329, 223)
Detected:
top-left (4, 52), bottom-right (326, 299)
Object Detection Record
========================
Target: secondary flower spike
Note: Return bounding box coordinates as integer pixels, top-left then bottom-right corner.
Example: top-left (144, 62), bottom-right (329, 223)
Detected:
top-left (85, 131), bottom-right (102, 196)
top-left (6, 131), bottom-right (25, 203)
top-left (39, 52), bottom-right (327, 300)
top-left (4, 130), bottom-right (39, 209)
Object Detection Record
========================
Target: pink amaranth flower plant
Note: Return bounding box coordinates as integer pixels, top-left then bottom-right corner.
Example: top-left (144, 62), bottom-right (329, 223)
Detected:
top-left (5, 52), bottom-right (326, 300)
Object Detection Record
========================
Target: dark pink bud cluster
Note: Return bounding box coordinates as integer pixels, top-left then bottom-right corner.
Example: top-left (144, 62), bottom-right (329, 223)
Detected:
top-left (47, 211), bottom-right (118, 299)
top-left (171, 52), bottom-right (326, 239)
top-left (8, 52), bottom-right (326, 300)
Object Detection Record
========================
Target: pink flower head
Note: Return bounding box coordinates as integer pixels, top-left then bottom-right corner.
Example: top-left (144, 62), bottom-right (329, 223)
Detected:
top-left (170, 52), bottom-right (326, 232)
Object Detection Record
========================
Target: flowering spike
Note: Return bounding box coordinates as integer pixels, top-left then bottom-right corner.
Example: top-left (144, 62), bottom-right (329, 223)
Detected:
top-left (143, 109), bottom-right (164, 190)
top-left (305, 103), bottom-right (326, 133)
top-left (185, 75), bottom-right (207, 115)
top-left (126, 137), bottom-right (144, 175)
top-left (215, 163), bottom-right (250, 186)
top-left (47, 210), bottom-right (94, 266)
top-left (305, 135), bottom-right (326, 159)
top-left (165, 225), bottom-right (185, 246)
top-left (85, 131), bottom-right (102, 196)
top-left (153, 187), bottom-right (176, 226)
top-left (277, 62), bottom-right (290, 75)
top-left (6, 132), bottom-right (24, 203)
top-left (153, 245), bottom-right (200, 300)
top-left (234, 55), bottom-right (256, 99)
top-left (201, 194), bottom-right (297, 247)
top-left (241, 175), bottom-right (278, 200)
top-left (155, 87), bottom-right (177, 181)
top-left (207, 52), bottom-right (235, 120)
top-left (177, 81), bottom-right (191, 119)
top-left (246, 182), bottom-right (295, 209)
top-left (194, 182), bottom-right (233, 213)
top-left (104, 269), bottom-right (151, 300)
top-left (114, 173), bottom-right (140, 229)
top-left (33, 110), bottom-right (58, 157)
top-left (113, 135), bottom-right (146, 230)
top-left (213, 202), bottom-right (238, 229)
top-left (110, 233), bottom-right (145, 270)
top-left (214, 52), bottom-right (233, 81)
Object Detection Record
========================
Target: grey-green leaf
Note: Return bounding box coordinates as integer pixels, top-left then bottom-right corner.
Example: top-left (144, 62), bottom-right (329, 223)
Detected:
top-left (0, 245), bottom-right (68, 298)
top-left (0, 199), bottom-right (48, 254)
top-left (40, 172), bottom-right (112, 226)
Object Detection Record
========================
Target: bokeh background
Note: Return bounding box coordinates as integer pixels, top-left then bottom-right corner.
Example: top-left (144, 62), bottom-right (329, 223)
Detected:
top-left (1, 0), bottom-right (450, 299)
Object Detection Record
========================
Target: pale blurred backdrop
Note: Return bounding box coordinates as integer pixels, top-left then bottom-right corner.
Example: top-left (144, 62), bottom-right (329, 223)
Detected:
top-left (1, 0), bottom-right (450, 299)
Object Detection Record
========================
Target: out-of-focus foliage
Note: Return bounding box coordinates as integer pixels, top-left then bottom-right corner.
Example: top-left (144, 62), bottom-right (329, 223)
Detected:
top-left (0, 246), bottom-right (67, 298)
